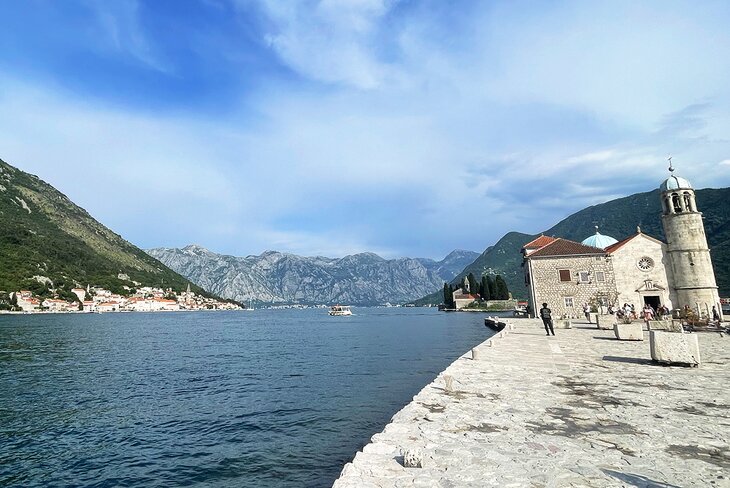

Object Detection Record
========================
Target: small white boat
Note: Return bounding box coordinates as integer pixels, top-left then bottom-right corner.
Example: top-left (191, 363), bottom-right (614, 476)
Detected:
top-left (329, 305), bottom-right (352, 316)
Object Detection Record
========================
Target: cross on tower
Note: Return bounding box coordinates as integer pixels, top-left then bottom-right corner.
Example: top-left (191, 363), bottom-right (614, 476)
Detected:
top-left (668, 156), bottom-right (674, 173)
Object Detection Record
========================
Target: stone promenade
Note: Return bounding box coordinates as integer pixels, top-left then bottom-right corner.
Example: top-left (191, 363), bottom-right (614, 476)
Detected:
top-left (333, 319), bottom-right (730, 487)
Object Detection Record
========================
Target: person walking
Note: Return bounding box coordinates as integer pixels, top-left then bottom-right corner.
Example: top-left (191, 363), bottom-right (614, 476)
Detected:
top-left (642, 304), bottom-right (654, 329)
top-left (712, 306), bottom-right (721, 324)
top-left (623, 303), bottom-right (632, 319)
top-left (540, 302), bottom-right (555, 336)
top-left (583, 303), bottom-right (591, 323)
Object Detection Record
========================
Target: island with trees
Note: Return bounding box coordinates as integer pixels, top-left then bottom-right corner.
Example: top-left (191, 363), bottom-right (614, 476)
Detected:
top-left (441, 273), bottom-right (516, 311)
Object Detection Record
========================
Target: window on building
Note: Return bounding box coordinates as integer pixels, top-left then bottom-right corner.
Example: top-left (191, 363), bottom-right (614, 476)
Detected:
top-left (595, 271), bottom-right (605, 282)
top-left (558, 269), bottom-right (571, 282)
top-left (672, 193), bottom-right (682, 213)
top-left (564, 297), bottom-right (574, 308)
top-left (579, 271), bottom-right (590, 283)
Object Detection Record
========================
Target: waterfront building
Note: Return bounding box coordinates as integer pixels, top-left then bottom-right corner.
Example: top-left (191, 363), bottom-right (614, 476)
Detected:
top-left (451, 288), bottom-right (478, 309)
top-left (71, 288), bottom-right (86, 302)
top-left (522, 237), bottom-right (616, 318)
top-left (524, 166), bottom-right (722, 320)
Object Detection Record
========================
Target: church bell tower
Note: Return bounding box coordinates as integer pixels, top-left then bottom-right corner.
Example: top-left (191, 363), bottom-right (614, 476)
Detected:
top-left (660, 159), bottom-right (721, 318)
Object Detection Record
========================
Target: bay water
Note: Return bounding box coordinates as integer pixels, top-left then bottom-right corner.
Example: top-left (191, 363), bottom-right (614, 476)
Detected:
top-left (0, 308), bottom-right (499, 487)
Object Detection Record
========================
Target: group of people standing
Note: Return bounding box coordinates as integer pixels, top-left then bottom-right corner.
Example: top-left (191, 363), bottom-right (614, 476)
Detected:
top-left (608, 302), bottom-right (671, 322)
top-left (538, 302), bottom-right (662, 336)
top-left (539, 300), bottom-right (724, 336)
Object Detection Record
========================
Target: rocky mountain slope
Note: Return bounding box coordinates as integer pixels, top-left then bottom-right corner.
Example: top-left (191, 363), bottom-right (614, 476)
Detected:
top-left (147, 246), bottom-right (478, 306)
top-left (417, 187), bottom-right (730, 304)
top-left (0, 158), bottom-right (204, 299)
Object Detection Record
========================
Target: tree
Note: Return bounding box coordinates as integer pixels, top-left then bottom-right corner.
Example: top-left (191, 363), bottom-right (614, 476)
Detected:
top-left (442, 283), bottom-right (455, 309)
top-left (10, 293), bottom-right (17, 307)
top-left (495, 275), bottom-right (509, 300)
top-left (487, 276), bottom-right (496, 299)
top-left (481, 275), bottom-right (491, 300)
top-left (467, 273), bottom-right (478, 297)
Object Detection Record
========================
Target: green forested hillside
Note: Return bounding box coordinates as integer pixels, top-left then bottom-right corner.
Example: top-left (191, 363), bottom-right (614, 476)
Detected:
top-left (0, 158), bottom-right (204, 299)
top-left (415, 187), bottom-right (730, 304)
top-left (450, 232), bottom-right (534, 298)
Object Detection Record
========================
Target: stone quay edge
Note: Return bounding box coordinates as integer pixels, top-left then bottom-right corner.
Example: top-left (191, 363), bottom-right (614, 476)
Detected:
top-left (333, 318), bottom-right (729, 487)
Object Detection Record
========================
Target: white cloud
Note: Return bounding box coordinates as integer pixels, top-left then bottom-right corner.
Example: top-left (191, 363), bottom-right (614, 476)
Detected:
top-left (87, 0), bottom-right (172, 72)
top-left (3, 1), bottom-right (730, 258)
top-left (241, 0), bottom-right (399, 89)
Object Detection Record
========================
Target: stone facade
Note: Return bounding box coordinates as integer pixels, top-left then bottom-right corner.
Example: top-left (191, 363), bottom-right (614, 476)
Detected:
top-left (661, 185), bottom-right (721, 318)
top-left (524, 169), bottom-right (722, 321)
top-left (526, 254), bottom-right (616, 319)
top-left (610, 233), bottom-right (675, 311)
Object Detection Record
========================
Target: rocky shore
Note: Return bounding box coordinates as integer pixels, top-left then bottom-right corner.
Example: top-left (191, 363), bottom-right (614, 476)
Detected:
top-left (333, 319), bottom-right (729, 487)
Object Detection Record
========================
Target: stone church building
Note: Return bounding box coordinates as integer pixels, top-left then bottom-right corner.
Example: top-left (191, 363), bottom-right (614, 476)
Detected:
top-left (523, 168), bottom-right (722, 320)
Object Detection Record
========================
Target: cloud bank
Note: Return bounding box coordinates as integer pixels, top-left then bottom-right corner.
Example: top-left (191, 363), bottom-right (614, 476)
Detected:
top-left (0, 0), bottom-right (728, 258)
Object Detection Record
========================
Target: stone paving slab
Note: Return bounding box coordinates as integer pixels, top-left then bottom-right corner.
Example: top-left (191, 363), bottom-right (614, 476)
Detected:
top-left (333, 319), bottom-right (730, 487)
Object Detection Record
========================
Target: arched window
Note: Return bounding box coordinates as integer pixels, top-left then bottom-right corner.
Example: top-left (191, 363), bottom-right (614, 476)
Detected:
top-left (683, 192), bottom-right (692, 212)
top-left (672, 193), bottom-right (683, 213)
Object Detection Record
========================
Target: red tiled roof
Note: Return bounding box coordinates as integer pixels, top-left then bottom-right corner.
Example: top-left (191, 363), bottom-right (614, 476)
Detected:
top-left (523, 235), bottom-right (558, 250)
top-left (528, 238), bottom-right (607, 258)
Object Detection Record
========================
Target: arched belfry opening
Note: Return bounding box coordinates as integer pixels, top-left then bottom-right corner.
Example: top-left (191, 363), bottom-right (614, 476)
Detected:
top-left (671, 192), bottom-right (684, 213)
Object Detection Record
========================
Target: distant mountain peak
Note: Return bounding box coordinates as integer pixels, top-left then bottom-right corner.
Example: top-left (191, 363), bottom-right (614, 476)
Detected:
top-left (146, 247), bottom-right (476, 306)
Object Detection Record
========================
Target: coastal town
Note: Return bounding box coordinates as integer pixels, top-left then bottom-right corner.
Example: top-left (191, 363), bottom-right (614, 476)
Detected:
top-left (1, 284), bottom-right (242, 314)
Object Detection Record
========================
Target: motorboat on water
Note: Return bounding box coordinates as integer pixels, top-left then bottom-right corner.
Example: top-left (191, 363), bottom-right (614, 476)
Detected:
top-left (329, 305), bottom-right (352, 316)
top-left (484, 316), bottom-right (507, 331)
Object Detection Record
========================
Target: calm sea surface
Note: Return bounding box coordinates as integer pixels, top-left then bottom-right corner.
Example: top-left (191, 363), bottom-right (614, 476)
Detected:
top-left (0, 308), bottom-right (499, 487)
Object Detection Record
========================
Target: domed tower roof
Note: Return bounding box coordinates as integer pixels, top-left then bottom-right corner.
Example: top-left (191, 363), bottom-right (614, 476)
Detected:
top-left (660, 175), bottom-right (693, 192)
top-left (581, 228), bottom-right (618, 249)
top-left (660, 156), bottom-right (693, 192)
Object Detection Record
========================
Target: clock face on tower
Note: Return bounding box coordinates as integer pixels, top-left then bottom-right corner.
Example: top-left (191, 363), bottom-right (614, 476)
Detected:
top-left (637, 256), bottom-right (654, 271)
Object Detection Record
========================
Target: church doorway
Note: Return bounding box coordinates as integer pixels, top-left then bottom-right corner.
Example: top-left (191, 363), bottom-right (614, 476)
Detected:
top-left (643, 295), bottom-right (661, 310)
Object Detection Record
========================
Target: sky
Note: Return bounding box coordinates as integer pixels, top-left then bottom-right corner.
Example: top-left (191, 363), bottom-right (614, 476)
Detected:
top-left (1, 0), bottom-right (729, 259)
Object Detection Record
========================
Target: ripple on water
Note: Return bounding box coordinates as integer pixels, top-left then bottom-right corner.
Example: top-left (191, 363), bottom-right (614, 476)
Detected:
top-left (0, 308), bottom-right (496, 487)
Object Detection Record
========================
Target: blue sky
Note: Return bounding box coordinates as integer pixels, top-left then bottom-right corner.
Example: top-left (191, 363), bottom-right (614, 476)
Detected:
top-left (1, 0), bottom-right (729, 259)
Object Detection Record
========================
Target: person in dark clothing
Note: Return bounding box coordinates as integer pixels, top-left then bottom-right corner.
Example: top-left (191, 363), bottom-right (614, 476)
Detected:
top-left (539, 302), bottom-right (555, 336)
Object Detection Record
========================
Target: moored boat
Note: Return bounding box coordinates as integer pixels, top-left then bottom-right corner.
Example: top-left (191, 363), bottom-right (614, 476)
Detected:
top-left (484, 316), bottom-right (507, 331)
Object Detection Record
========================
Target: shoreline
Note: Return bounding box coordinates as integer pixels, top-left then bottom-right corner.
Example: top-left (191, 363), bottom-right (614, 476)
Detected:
top-left (332, 318), bottom-right (729, 487)
top-left (0, 308), bottom-right (245, 315)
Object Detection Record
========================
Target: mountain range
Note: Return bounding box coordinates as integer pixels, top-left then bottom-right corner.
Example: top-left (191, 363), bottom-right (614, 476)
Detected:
top-left (147, 246), bottom-right (479, 306)
top-left (3, 155), bottom-right (727, 308)
top-left (0, 158), bottom-right (206, 301)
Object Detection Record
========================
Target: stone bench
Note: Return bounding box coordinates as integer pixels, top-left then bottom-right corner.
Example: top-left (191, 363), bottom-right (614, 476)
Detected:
top-left (649, 331), bottom-right (701, 367)
top-left (554, 319), bottom-right (572, 329)
top-left (614, 322), bottom-right (644, 341)
top-left (647, 320), bottom-right (682, 332)
top-left (596, 314), bottom-right (617, 330)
